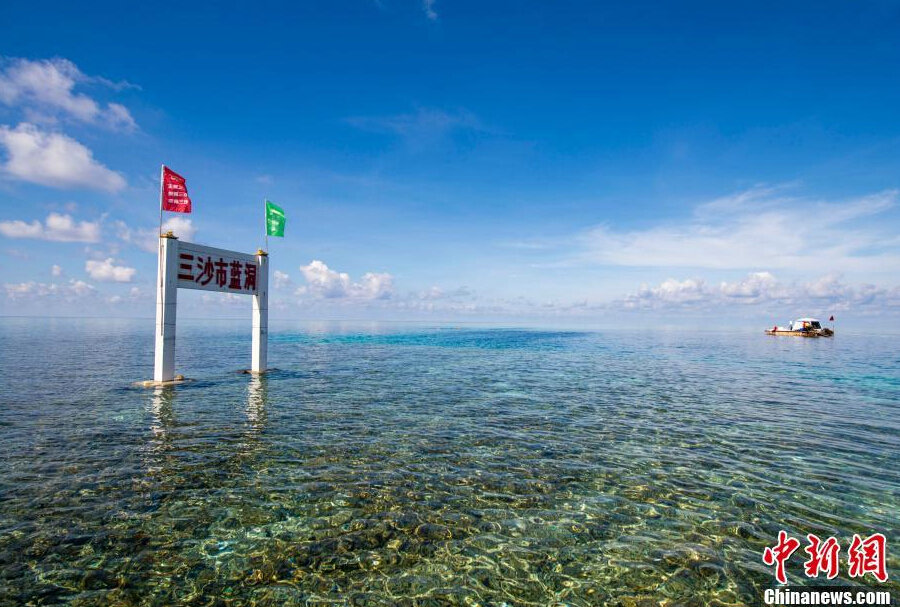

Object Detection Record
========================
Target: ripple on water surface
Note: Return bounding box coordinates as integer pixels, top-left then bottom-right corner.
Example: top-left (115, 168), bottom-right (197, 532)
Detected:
top-left (0, 319), bottom-right (898, 606)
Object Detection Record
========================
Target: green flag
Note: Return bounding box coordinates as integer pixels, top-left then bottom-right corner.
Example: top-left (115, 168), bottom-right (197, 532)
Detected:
top-left (265, 199), bottom-right (285, 237)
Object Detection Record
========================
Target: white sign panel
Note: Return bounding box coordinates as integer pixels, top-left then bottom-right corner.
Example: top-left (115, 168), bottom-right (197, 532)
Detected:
top-left (176, 241), bottom-right (260, 294)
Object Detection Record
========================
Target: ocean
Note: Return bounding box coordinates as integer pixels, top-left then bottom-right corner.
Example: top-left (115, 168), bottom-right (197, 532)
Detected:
top-left (0, 318), bottom-right (897, 606)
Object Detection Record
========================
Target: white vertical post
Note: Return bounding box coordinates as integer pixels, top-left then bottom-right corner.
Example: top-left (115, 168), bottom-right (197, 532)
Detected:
top-left (252, 251), bottom-right (268, 373)
top-left (154, 234), bottom-right (178, 382)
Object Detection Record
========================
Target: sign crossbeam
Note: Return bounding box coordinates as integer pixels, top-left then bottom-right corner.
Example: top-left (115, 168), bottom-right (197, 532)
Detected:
top-left (153, 234), bottom-right (268, 383)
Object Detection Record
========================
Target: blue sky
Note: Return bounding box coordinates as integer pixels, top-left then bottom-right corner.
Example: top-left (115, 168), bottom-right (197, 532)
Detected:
top-left (1, 1), bottom-right (899, 325)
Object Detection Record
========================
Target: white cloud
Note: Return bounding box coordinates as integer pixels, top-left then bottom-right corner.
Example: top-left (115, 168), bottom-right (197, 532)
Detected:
top-left (273, 270), bottom-right (292, 289)
top-left (0, 123), bottom-right (127, 191)
top-left (718, 271), bottom-right (790, 303)
top-left (620, 271), bottom-right (900, 312)
top-left (419, 286), bottom-right (445, 300)
top-left (423, 0), bottom-right (438, 20)
top-left (51, 264), bottom-right (62, 277)
top-left (296, 260), bottom-right (352, 298)
top-left (356, 272), bottom-right (394, 300)
top-left (104, 103), bottom-right (136, 132)
top-left (107, 286), bottom-right (149, 304)
top-left (347, 107), bottom-right (483, 143)
top-left (85, 258), bottom-right (136, 282)
top-left (296, 260), bottom-right (394, 300)
top-left (160, 216), bottom-right (195, 241)
top-left (3, 278), bottom-right (96, 300)
top-left (804, 273), bottom-right (854, 301)
top-left (0, 57), bottom-right (136, 131)
top-left (416, 285), bottom-right (473, 300)
top-left (623, 278), bottom-right (707, 308)
top-left (115, 216), bottom-right (196, 253)
top-left (573, 187), bottom-right (900, 273)
top-left (112, 222), bottom-right (150, 252)
top-left (199, 291), bottom-right (245, 308)
top-left (0, 212), bottom-right (101, 242)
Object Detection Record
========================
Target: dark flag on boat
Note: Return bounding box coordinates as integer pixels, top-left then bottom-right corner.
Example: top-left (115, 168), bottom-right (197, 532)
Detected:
top-left (829, 315), bottom-right (835, 321)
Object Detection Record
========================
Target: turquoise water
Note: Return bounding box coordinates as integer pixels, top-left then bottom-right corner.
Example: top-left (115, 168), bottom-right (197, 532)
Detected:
top-left (0, 318), bottom-right (897, 606)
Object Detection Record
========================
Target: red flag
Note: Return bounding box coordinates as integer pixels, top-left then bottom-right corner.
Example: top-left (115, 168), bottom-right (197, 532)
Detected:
top-left (829, 315), bottom-right (835, 322)
top-left (161, 166), bottom-right (192, 213)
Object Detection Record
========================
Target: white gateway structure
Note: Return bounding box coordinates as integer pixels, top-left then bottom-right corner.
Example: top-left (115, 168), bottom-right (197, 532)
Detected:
top-left (153, 233), bottom-right (268, 383)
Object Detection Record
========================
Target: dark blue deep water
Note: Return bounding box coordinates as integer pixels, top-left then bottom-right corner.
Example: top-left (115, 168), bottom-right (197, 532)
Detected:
top-left (0, 318), bottom-right (897, 606)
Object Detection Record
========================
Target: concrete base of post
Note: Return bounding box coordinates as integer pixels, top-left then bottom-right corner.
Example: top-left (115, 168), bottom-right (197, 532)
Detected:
top-left (135, 375), bottom-right (192, 388)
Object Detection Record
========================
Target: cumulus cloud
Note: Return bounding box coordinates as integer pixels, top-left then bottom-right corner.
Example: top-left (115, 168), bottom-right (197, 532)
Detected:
top-left (107, 286), bottom-right (148, 304)
top-left (297, 260), bottom-right (353, 298)
top-left (3, 278), bottom-right (95, 300)
top-left (0, 123), bottom-right (127, 191)
top-left (115, 216), bottom-right (196, 253)
top-left (419, 286), bottom-right (446, 300)
top-left (0, 57), bottom-right (136, 131)
top-left (296, 260), bottom-right (394, 300)
top-left (51, 264), bottom-right (62, 277)
top-left (620, 271), bottom-right (900, 312)
top-left (804, 273), bottom-right (854, 301)
top-left (623, 278), bottom-right (707, 308)
top-left (273, 270), bottom-right (292, 289)
top-left (160, 216), bottom-right (196, 242)
top-left (572, 186), bottom-right (900, 273)
top-left (85, 257), bottom-right (135, 282)
top-left (718, 271), bottom-right (783, 301)
top-left (355, 272), bottom-right (394, 300)
top-left (0, 212), bottom-right (101, 242)
top-left (297, 261), bottom-right (353, 298)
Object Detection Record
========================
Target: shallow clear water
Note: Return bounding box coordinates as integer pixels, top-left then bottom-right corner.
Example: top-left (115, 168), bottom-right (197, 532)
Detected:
top-left (0, 318), bottom-right (897, 606)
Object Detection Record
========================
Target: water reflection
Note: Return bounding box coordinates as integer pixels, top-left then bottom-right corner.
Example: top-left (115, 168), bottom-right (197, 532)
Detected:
top-left (240, 374), bottom-right (268, 458)
top-left (147, 385), bottom-right (177, 450)
top-left (246, 374), bottom-right (268, 432)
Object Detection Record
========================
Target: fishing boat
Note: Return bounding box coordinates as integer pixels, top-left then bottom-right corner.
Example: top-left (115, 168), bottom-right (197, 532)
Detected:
top-left (765, 318), bottom-right (834, 337)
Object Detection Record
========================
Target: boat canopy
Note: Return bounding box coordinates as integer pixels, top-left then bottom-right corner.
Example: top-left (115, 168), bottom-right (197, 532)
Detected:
top-left (789, 318), bottom-right (822, 331)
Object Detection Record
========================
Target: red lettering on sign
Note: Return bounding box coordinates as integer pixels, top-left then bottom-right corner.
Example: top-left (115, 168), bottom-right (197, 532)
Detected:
top-left (214, 258), bottom-right (228, 287)
top-left (195, 256), bottom-right (214, 286)
top-left (244, 263), bottom-right (257, 291)
top-left (178, 253), bottom-right (194, 281)
top-left (229, 260), bottom-right (242, 289)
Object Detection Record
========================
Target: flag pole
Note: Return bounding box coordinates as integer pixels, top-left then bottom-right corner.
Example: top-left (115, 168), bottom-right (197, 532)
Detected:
top-left (157, 164), bottom-right (164, 337)
top-left (264, 198), bottom-right (268, 253)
